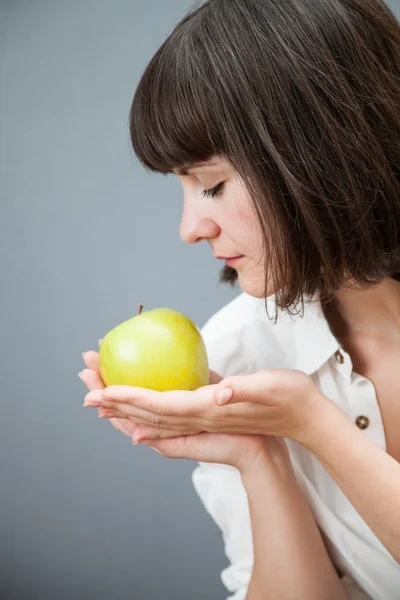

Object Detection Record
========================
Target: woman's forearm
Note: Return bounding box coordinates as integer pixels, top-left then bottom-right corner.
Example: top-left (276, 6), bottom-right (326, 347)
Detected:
top-left (303, 398), bottom-right (400, 562)
top-left (240, 448), bottom-right (349, 600)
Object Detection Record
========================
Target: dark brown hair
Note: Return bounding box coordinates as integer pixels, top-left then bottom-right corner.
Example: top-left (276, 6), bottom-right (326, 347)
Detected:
top-left (129, 0), bottom-right (400, 320)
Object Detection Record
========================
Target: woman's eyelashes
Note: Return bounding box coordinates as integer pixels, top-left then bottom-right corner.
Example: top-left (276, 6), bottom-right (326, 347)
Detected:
top-left (201, 181), bottom-right (225, 198)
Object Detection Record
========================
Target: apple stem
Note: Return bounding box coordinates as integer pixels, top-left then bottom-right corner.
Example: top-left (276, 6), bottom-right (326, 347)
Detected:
top-left (138, 303), bottom-right (143, 315)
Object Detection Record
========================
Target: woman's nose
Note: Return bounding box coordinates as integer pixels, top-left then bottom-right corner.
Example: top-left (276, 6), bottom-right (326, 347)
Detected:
top-left (179, 209), bottom-right (220, 245)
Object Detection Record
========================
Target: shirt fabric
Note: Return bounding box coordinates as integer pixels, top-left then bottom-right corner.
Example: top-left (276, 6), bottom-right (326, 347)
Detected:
top-left (191, 292), bottom-right (400, 600)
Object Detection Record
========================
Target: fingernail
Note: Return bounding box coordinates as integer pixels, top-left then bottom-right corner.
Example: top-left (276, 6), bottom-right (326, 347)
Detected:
top-left (82, 352), bottom-right (89, 363)
top-left (133, 436), bottom-right (147, 445)
top-left (217, 387), bottom-right (232, 406)
top-left (98, 339), bottom-right (103, 346)
top-left (132, 430), bottom-right (142, 443)
top-left (78, 371), bottom-right (84, 380)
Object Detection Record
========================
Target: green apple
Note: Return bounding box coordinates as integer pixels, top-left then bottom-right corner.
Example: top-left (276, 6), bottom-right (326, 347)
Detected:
top-left (99, 304), bottom-right (209, 391)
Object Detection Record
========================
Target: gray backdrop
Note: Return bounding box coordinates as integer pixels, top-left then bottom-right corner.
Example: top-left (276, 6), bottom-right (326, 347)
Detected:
top-left (1, 1), bottom-right (399, 599)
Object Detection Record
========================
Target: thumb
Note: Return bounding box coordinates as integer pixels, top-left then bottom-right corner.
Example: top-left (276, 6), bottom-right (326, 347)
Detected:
top-left (213, 372), bottom-right (268, 407)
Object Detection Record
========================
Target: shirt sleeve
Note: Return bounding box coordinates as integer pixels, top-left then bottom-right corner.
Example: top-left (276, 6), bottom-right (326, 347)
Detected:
top-left (191, 461), bottom-right (253, 599)
top-left (192, 463), bottom-right (373, 600)
top-left (191, 325), bottom-right (255, 599)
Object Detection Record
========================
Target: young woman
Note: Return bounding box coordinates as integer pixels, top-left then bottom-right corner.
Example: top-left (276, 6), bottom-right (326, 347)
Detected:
top-left (80, 1), bottom-right (400, 598)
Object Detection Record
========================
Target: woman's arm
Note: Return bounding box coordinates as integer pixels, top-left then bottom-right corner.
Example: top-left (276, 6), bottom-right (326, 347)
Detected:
top-left (240, 446), bottom-right (349, 600)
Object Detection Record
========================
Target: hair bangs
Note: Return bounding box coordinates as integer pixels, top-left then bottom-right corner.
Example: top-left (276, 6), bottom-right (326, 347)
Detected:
top-left (129, 10), bottom-right (228, 175)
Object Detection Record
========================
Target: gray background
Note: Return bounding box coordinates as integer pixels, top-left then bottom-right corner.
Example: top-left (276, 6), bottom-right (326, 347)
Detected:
top-left (1, 1), bottom-right (399, 599)
top-left (1, 1), bottom-right (238, 599)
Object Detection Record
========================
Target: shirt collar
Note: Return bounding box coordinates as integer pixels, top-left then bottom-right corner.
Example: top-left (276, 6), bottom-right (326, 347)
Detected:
top-left (259, 293), bottom-right (343, 376)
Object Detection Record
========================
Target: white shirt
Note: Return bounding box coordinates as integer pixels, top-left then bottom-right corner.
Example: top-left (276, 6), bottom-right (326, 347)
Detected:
top-left (191, 292), bottom-right (400, 600)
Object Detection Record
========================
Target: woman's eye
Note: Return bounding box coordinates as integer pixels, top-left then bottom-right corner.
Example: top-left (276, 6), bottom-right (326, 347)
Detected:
top-left (201, 181), bottom-right (225, 198)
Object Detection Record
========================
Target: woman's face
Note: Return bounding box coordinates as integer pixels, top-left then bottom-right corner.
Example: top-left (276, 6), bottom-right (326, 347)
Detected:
top-left (174, 156), bottom-right (271, 298)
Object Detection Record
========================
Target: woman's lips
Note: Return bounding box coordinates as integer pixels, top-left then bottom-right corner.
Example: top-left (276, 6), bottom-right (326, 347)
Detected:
top-left (225, 255), bottom-right (244, 267)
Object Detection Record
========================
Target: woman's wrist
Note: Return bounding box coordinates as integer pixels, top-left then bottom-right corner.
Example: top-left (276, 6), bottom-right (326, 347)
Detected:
top-left (240, 436), bottom-right (295, 486)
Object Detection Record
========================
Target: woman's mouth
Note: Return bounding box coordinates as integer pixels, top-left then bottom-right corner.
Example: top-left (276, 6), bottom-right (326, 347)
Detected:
top-left (225, 256), bottom-right (244, 267)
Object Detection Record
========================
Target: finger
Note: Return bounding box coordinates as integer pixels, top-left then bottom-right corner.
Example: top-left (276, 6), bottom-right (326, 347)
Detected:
top-left (80, 368), bottom-right (105, 391)
top-left (101, 385), bottom-right (207, 418)
top-left (132, 424), bottom-right (198, 443)
top-left (85, 390), bottom-right (194, 430)
top-left (85, 389), bottom-right (167, 420)
top-left (98, 405), bottom-right (129, 420)
top-left (213, 372), bottom-right (273, 407)
top-left (82, 350), bottom-right (101, 375)
top-left (99, 410), bottom-right (139, 436)
top-left (109, 417), bottom-right (137, 437)
top-left (142, 432), bottom-right (209, 459)
top-left (96, 403), bottom-right (193, 431)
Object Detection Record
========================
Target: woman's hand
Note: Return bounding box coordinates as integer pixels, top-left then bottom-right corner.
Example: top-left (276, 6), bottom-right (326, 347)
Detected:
top-left (80, 347), bottom-right (135, 438)
top-left (83, 368), bottom-right (327, 450)
top-left (80, 346), bottom-right (290, 474)
top-left (80, 344), bottom-right (198, 440)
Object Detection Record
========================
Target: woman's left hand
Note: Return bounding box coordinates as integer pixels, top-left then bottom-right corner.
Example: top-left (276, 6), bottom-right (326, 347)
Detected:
top-left (83, 368), bottom-right (328, 447)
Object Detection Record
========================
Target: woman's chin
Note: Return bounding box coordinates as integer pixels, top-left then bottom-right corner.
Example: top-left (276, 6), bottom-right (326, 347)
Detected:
top-left (219, 264), bottom-right (267, 298)
top-left (237, 276), bottom-right (266, 298)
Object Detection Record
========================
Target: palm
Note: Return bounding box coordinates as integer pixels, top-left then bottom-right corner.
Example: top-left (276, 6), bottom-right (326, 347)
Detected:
top-left (80, 348), bottom-right (209, 439)
top-left (80, 347), bottom-right (277, 471)
top-left (159, 430), bottom-right (267, 471)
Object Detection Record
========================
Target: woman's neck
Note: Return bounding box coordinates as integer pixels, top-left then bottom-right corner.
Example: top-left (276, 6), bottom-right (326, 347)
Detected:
top-left (323, 277), bottom-right (400, 346)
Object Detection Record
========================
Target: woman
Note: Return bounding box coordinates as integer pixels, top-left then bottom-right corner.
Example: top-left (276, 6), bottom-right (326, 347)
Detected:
top-left (80, 1), bottom-right (400, 598)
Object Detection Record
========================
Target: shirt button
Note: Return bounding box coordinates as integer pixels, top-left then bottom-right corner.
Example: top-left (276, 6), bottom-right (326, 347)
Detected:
top-left (335, 350), bottom-right (344, 364)
top-left (355, 416), bottom-right (370, 430)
